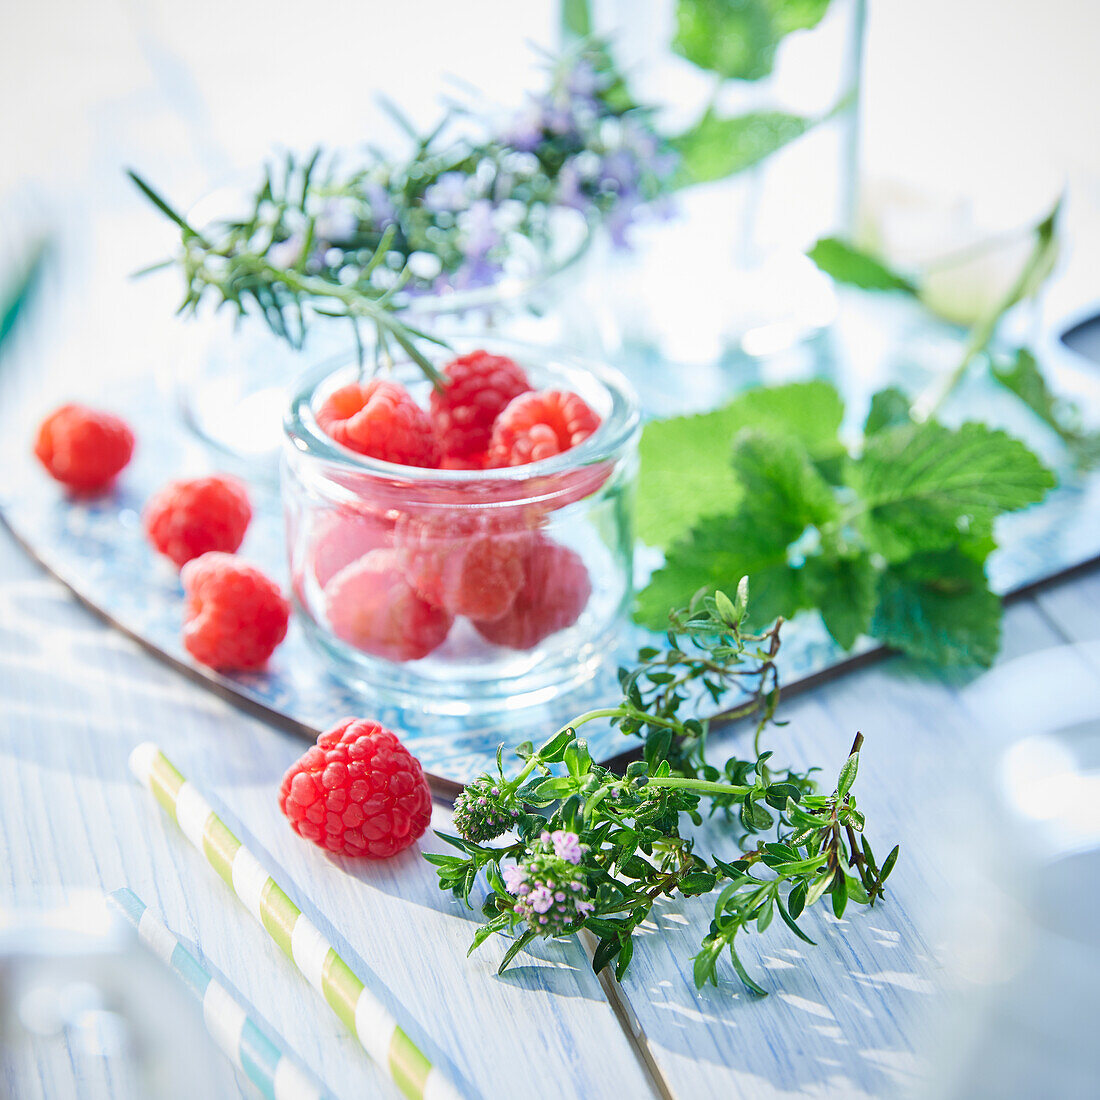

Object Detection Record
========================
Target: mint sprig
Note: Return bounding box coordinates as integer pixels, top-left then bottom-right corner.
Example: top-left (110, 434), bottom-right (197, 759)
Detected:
top-left (635, 381), bottom-right (1055, 667)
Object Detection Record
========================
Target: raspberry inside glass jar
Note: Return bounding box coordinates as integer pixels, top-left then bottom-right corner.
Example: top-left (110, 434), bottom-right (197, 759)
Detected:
top-left (282, 338), bottom-right (640, 713)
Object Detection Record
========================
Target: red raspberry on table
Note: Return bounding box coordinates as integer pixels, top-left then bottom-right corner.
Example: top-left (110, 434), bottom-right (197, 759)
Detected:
top-left (181, 552), bottom-right (289, 671)
top-left (144, 475), bottom-right (252, 568)
top-left (429, 350), bottom-right (531, 461)
top-left (279, 718), bottom-right (432, 859)
top-left (473, 536), bottom-right (591, 650)
top-left (34, 403), bottom-right (134, 494)
top-left (324, 549), bottom-right (452, 662)
top-left (309, 509), bottom-right (393, 589)
top-left (317, 379), bottom-right (441, 467)
top-left (395, 510), bottom-right (534, 622)
top-left (487, 390), bottom-right (601, 467)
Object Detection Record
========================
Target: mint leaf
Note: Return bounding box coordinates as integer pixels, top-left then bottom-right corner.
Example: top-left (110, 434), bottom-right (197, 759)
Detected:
top-left (864, 387), bottom-right (914, 436)
top-left (991, 347), bottom-right (1100, 470)
top-left (671, 109), bottom-right (810, 186)
top-left (637, 429), bottom-right (834, 630)
top-left (804, 553), bottom-right (877, 650)
top-left (636, 407), bottom-right (745, 550)
top-left (770, 0), bottom-right (830, 35)
top-left (731, 429), bottom-right (839, 541)
top-left (871, 549), bottom-right (1001, 666)
top-left (636, 381), bottom-right (844, 549)
top-left (634, 513), bottom-right (804, 631)
top-left (673, 0), bottom-right (778, 81)
top-left (807, 238), bottom-right (918, 294)
top-left (850, 420), bottom-right (1055, 561)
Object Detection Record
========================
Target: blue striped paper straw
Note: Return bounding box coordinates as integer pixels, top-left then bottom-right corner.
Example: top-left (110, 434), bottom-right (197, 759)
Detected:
top-left (110, 887), bottom-right (332, 1100)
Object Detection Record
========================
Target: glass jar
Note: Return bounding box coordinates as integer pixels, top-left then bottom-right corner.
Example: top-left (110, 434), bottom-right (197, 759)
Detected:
top-left (282, 337), bottom-right (640, 713)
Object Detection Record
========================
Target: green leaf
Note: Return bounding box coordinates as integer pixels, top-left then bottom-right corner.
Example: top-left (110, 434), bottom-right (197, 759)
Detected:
top-left (731, 429), bottom-right (840, 542)
top-left (804, 553), bottom-right (877, 650)
top-left (871, 548), bottom-right (1002, 667)
top-left (807, 237), bottom-right (918, 294)
top-left (991, 347), bottom-right (1100, 470)
top-left (498, 929), bottom-right (538, 974)
top-left (728, 942), bottom-right (768, 996)
top-left (0, 239), bottom-right (48, 355)
top-left (836, 750), bottom-right (859, 799)
top-left (692, 939), bottom-right (723, 988)
top-left (672, 109), bottom-right (811, 185)
top-left (776, 894), bottom-right (816, 943)
top-left (880, 844), bottom-right (900, 882)
top-left (805, 868), bottom-right (835, 908)
top-left (851, 420), bottom-right (1055, 562)
top-left (787, 879), bottom-right (808, 919)
top-left (681, 871), bottom-right (719, 896)
top-left (634, 512), bottom-right (804, 631)
top-left (864, 387), bottom-right (915, 437)
top-left (536, 727), bottom-right (576, 762)
top-left (561, 0), bottom-right (592, 37)
top-left (770, 0), bottom-right (831, 35)
top-left (831, 875), bottom-right (849, 919)
top-left (672, 0), bottom-right (779, 81)
top-left (636, 381), bottom-right (844, 549)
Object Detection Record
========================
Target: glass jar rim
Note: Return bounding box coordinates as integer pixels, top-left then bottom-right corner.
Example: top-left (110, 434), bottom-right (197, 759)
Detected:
top-left (284, 336), bottom-right (640, 484)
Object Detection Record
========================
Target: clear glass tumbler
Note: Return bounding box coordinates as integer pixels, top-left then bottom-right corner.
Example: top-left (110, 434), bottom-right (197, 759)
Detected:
top-left (282, 337), bottom-right (640, 713)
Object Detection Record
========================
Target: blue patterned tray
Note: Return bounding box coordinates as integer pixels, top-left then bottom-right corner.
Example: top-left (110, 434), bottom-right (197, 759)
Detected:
top-left (4, 305), bottom-right (1099, 791)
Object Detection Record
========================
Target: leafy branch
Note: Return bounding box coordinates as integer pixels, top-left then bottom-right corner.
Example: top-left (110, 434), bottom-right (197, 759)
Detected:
top-left (428, 585), bottom-right (898, 995)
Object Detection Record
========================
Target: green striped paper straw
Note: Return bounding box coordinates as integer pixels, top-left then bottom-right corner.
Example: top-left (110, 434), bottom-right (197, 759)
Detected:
top-left (130, 742), bottom-right (463, 1100)
top-left (109, 888), bottom-right (332, 1100)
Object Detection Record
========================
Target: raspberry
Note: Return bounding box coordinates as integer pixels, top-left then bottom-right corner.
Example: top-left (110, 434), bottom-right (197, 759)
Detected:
top-left (279, 718), bottom-right (432, 859)
top-left (144, 475), bottom-right (252, 568)
top-left (487, 390), bottom-right (601, 468)
top-left (34, 404), bottom-right (134, 494)
top-left (395, 510), bottom-right (533, 622)
top-left (429, 350), bottom-right (531, 461)
top-left (181, 552), bottom-right (289, 670)
top-left (317, 379), bottom-right (441, 467)
top-left (325, 549), bottom-right (452, 662)
top-left (309, 509), bottom-right (393, 589)
top-left (473, 536), bottom-right (590, 650)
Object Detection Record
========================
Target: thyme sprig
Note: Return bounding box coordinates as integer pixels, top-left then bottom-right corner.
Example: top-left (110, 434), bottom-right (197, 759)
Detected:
top-left (428, 583), bottom-right (898, 995)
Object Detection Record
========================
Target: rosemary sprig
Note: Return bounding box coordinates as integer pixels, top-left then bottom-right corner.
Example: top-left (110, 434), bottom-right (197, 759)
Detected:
top-left (428, 582), bottom-right (898, 995)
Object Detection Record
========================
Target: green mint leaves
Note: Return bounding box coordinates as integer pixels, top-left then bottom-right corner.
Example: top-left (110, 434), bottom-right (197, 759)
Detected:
top-left (673, 0), bottom-right (830, 82)
top-left (634, 382), bottom-right (1055, 666)
top-left (850, 419), bottom-right (1055, 562)
top-left (806, 237), bottom-right (918, 294)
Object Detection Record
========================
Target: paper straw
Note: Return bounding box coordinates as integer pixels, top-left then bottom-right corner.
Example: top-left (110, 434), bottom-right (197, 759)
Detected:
top-left (109, 888), bottom-right (332, 1100)
top-left (129, 742), bottom-right (463, 1100)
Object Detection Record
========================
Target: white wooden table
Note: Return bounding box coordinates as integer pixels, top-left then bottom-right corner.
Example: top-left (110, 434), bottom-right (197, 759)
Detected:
top-left (3, 499), bottom-right (1099, 1098)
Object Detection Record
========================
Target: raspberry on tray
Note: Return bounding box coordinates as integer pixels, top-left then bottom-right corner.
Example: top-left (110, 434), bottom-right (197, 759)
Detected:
top-left (181, 552), bottom-right (289, 671)
top-left (34, 403), bottom-right (134, 494)
top-left (278, 717), bottom-right (432, 859)
top-left (144, 474), bottom-right (252, 568)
